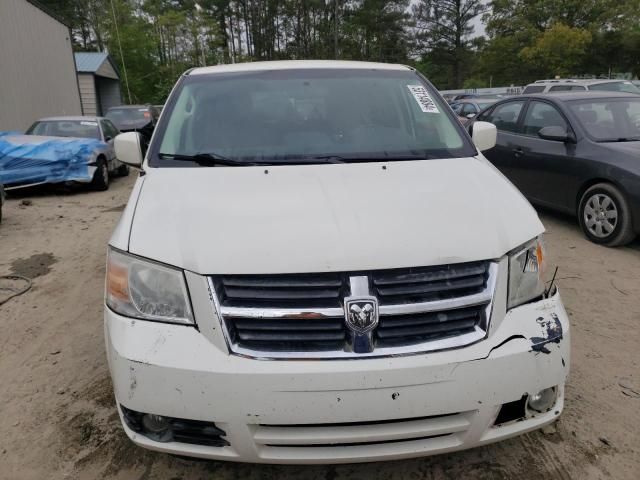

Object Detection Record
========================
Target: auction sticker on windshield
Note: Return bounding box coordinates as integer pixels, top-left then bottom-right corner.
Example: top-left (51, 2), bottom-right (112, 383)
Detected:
top-left (407, 85), bottom-right (439, 113)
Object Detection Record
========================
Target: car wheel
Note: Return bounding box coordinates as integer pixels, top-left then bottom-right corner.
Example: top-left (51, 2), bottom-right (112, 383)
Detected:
top-left (578, 183), bottom-right (635, 247)
top-left (91, 157), bottom-right (110, 191)
top-left (117, 163), bottom-right (130, 177)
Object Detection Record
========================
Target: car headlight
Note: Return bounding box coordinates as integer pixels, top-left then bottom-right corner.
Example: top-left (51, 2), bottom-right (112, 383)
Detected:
top-left (105, 247), bottom-right (194, 324)
top-left (508, 236), bottom-right (546, 309)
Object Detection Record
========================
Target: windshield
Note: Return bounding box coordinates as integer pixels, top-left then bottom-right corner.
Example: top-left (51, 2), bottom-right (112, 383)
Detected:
top-left (589, 81), bottom-right (640, 94)
top-left (106, 107), bottom-right (151, 125)
top-left (26, 120), bottom-right (100, 140)
top-left (153, 69), bottom-right (473, 166)
top-left (569, 98), bottom-right (640, 141)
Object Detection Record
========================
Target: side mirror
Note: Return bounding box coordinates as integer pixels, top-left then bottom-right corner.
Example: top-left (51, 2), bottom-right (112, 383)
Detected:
top-left (114, 132), bottom-right (143, 167)
top-left (466, 113), bottom-right (476, 119)
top-left (538, 126), bottom-right (574, 142)
top-left (471, 121), bottom-right (497, 151)
top-left (104, 136), bottom-right (112, 142)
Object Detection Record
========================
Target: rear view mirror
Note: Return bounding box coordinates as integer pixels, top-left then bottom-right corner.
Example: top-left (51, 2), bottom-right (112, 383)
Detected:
top-left (471, 121), bottom-right (497, 152)
top-left (114, 132), bottom-right (143, 167)
top-left (538, 126), bottom-right (574, 142)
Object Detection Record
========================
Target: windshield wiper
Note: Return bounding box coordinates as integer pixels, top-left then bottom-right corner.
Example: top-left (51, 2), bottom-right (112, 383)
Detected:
top-left (158, 152), bottom-right (264, 166)
top-left (304, 155), bottom-right (346, 163)
top-left (296, 154), bottom-right (432, 164)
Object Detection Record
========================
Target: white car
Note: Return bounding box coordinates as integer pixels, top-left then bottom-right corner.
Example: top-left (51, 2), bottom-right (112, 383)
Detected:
top-left (522, 78), bottom-right (640, 95)
top-left (105, 61), bottom-right (570, 464)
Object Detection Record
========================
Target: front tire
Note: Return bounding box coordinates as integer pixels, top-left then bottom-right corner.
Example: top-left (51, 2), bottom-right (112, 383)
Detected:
top-left (116, 163), bottom-right (130, 177)
top-left (91, 157), bottom-right (109, 191)
top-left (578, 183), bottom-right (635, 246)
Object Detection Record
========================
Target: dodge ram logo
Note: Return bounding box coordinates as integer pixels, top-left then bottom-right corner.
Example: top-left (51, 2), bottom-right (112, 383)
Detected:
top-left (344, 297), bottom-right (379, 334)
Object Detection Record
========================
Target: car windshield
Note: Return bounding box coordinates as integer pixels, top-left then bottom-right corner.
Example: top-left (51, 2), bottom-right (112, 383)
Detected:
top-left (154, 68), bottom-right (473, 165)
top-left (106, 107), bottom-right (150, 124)
top-left (569, 98), bottom-right (640, 141)
top-left (589, 81), bottom-right (640, 94)
top-left (26, 120), bottom-right (100, 140)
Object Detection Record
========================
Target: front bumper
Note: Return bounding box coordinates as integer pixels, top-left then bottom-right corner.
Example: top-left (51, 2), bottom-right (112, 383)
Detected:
top-left (106, 276), bottom-right (569, 464)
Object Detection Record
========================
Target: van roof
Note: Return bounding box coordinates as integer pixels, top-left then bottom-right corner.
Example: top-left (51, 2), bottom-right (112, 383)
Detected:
top-left (523, 91), bottom-right (638, 101)
top-left (530, 79), bottom-right (631, 85)
top-left (188, 60), bottom-right (413, 75)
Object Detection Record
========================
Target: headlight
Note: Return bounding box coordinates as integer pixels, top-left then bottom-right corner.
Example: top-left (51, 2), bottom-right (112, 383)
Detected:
top-left (106, 247), bottom-right (194, 324)
top-left (508, 236), bottom-right (546, 309)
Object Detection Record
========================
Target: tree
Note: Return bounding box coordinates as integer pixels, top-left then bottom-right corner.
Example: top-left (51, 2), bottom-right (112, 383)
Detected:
top-left (413, 0), bottom-right (487, 88)
top-left (342, 0), bottom-right (411, 62)
top-left (519, 23), bottom-right (592, 78)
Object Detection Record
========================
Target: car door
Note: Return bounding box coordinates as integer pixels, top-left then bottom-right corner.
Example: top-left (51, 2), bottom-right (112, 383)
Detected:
top-left (510, 100), bottom-right (577, 209)
top-left (100, 120), bottom-right (118, 166)
top-left (477, 99), bottom-right (527, 186)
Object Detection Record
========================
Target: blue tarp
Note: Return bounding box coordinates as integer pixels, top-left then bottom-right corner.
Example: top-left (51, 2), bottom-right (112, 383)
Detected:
top-left (0, 132), bottom-right (104, 187)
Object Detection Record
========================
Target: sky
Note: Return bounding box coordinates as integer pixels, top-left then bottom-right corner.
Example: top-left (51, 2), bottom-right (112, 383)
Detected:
top-left (471, 12), bottom-right (487, 38)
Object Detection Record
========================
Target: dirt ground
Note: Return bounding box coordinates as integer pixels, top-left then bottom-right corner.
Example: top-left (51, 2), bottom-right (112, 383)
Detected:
top-left (0, 173), bottom-right (639, 480)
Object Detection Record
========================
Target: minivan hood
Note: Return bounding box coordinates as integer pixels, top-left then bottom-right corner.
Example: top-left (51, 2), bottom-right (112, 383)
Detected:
top-left (128, 158), bottom-right (543, 274)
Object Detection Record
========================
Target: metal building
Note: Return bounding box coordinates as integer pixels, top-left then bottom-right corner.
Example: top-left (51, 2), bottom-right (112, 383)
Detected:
top-left (0, 0), bottom-right (82, 131)
top-left (75, 52), bottom-right (122, 116)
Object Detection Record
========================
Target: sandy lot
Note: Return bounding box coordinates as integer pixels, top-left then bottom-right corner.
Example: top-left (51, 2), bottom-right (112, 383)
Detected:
top-left (0, 174), bottom-right (639, 480)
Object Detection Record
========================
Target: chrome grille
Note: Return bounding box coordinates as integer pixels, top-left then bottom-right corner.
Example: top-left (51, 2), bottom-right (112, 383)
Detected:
top-left (209, 261), bottom-right (497, 359)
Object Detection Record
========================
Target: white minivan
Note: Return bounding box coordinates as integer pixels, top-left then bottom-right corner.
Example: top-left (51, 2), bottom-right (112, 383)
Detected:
top-left (106, 61), bottom-right (570, 464)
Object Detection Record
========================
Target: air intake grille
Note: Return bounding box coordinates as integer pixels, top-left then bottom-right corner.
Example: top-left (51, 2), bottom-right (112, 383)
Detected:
top-left (211, 261), bottom-right (496, 358)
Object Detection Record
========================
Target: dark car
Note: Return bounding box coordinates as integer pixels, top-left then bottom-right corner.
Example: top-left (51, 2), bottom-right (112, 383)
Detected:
top-left (474, 92), bottom-right (640, 246)
top-left (105, 105), bottom-right (159, 146)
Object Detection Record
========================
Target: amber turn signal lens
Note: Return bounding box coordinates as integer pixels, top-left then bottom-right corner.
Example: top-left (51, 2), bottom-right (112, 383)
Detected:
top-left (107, 257), bottom-right (129, 302)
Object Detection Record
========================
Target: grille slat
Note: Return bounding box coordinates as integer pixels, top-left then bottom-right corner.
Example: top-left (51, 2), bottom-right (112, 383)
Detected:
top-left (375, 275), bottom-right (485, 297)
top-left (224, 286), bottom-right (342, 300)
top-left (223, 277), bottom-right (343, 288)
top-left (234, 319), bottom-right (343, 331)
top-left (237, 330), bottom-right (346, 342)
top-left (376, 318), bottom-right (478, 339)
top-left (213, 261), bottom-right (493, 356)
top-left (373, 264), bottom-right (487, 286)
